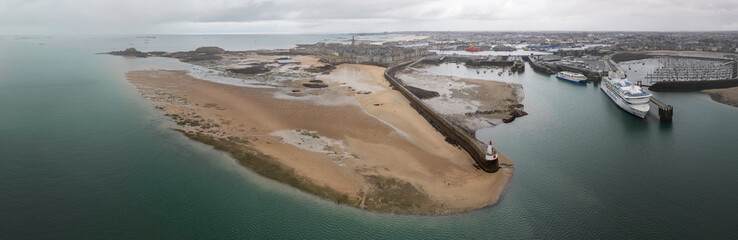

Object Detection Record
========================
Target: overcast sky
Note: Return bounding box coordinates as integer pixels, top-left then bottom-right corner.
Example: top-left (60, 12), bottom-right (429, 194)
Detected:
top-left (1, 0), bottom-right (737, 34)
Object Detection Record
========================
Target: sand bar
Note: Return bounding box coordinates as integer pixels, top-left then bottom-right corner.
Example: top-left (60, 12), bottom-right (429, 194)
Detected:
top-left (126, 58), bottom-right (513, 214)
top-left (704, 87), bottom-right (738, 108)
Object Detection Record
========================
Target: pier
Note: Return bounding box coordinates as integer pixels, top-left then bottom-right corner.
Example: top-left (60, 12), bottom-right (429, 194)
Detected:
top-left (522, 55), bottom-right (557, 74)
top-left (385, 59), bottom-right (499, 173)
top-left (650, 97), bottom-right (673, 122)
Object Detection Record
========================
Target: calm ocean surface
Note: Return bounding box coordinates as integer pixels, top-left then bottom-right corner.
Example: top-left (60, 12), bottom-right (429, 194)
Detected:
top-left (1, 35), bottom-right (736, 239)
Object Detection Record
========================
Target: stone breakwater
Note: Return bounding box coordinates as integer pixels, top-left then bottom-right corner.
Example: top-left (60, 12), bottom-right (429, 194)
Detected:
top-left (384, 61), bottom-right (503, 173)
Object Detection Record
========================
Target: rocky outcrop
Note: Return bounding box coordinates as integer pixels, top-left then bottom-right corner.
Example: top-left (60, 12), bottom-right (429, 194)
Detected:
top-left (227, 66), bottom-right (271, 74)
top-left (304, 64), bottom-right (336, 74)
top-left (611, 52), bottom-right (652, 62)
top-left (106, 48), bottom-right (148, 57)
top-left (194, 46), bottom-right (225, 54)
top-left (302, 83), bottom-right (328, 88)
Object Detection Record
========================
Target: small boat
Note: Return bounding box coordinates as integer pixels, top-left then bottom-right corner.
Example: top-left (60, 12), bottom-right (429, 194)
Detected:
top-left (466, 44), bottom-right (483, 52)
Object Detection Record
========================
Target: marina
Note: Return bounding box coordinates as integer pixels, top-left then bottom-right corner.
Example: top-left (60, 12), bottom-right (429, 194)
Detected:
top-left (644, 57), bottom-right (736, 83)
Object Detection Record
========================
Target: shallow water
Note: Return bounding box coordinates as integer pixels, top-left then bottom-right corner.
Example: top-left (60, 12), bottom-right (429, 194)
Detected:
top-left (1, 35), bottom-right (736, 239)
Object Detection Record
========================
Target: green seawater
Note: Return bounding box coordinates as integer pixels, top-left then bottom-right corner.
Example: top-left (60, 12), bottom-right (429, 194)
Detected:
top-left (1, 35), bottom-right (736, 239)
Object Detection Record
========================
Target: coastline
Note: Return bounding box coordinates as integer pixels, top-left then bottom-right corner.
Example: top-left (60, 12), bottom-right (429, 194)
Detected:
top-left (704, 87), bottom-right (738, 108)
top-left (125, 61), bottom-right (514, 214)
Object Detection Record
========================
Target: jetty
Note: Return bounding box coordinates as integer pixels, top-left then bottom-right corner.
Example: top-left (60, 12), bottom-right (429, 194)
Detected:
top-left (522, 55), bottom-right (557, 74)
top-left (384, 59), bottom-right (500, 173)
top-left (649, 97), bottom-right (673, 122)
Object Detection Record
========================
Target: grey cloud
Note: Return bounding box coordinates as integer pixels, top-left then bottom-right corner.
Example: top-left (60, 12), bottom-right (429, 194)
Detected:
top-left (0, 0), bottom-right (736, 34)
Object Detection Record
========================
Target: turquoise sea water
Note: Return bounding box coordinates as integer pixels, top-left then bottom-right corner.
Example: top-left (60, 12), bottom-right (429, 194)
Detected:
top-left (1, 35), bottom-right (736, 239)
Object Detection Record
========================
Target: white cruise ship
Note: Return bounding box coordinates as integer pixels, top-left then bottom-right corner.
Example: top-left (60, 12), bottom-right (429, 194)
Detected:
top-left (600, 72), bottom-right (652, 118)
top-left (556, 71), bottom-right (588, 84)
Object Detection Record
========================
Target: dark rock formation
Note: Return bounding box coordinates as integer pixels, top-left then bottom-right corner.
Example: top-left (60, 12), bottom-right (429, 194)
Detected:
top-left (303, 83), bottom-right (328, 88)
top-left (502, 108), bottom-right (528, 123)
top-left (106, 48), bottom-right (148, 57)
top-left (227, 66), bottom-right (271, 74)
top-left (156, 47), bottom-right (226, 62)
top-left (611, 52), bottom-right (651, 62)
top-left (304, 64), bottom-right (336, 74)
top-left (194, 46), bottom-right (225, 54)
top-left (182, 55), bottom-right (223, 62)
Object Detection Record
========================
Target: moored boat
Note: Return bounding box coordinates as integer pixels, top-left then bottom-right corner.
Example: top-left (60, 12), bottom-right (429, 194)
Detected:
top-left (600, 72), bottom-right (652, 118)
top-left (465, 44), bottom-right (483, 52)
top-left (556, 71), bottom-right (588, 85)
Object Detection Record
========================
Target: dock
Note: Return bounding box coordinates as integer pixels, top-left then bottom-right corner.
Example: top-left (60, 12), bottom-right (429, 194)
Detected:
top-left (522, 56), bottom-right (557, 74)
top-left (385, 59), bottom-right (500, 173)
top-left (650, 97), bottom-right (673, 122)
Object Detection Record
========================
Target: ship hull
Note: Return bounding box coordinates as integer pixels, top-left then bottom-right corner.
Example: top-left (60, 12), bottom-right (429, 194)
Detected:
top-left (556, 76), bottom-right (585, 85)
top-left (600, 83), bottom-right (649, 118)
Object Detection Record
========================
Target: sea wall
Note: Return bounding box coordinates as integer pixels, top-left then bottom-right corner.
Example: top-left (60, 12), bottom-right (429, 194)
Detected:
top-left (522, 56), bottom-right (557, 74)
top-left (465, 59), bottom-right (514, 67)
top-left (384, 61), bottom-right (499, 173)
top-left (649, 79), bottom-right (738, 92)
top-left (558, 65), bottom-right (603, 81)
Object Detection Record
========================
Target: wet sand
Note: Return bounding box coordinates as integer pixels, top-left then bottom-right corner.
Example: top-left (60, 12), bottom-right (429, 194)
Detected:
top-left (396, 67), bottom-right (526, 131)
top-left (126, 62), bottom-right (513, 214)
top-left (704, 87), bottom-right (738, 108)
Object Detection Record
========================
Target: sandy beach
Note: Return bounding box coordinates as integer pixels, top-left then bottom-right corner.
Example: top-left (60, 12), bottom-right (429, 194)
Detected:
top-left (704, 87), bottom-right (738, 108)
top-left (390, 35), bottom-right (430, 42)
top-left (126, 59), bottom-right (513, 214)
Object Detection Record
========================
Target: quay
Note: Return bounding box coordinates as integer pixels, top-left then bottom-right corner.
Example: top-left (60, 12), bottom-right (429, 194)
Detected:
top-left (649, 97), bottom-right (673, 122)
top-left (384, 59), bottom-right (500, 173)
top-left (522, 55), bottom-right (608, 81)
top-left (522, 55), bottom-right (557, 74)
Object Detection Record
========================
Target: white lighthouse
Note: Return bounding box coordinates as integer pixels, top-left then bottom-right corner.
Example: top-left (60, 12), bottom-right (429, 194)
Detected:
top-left (485, 141), bottom-right (498, 161)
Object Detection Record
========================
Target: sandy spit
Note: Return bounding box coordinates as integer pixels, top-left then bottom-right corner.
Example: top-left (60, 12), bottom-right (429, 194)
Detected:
top-left (704, 87), bottom-right (738, 108)
top-left (125, 61), bottom-right (513, 214)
